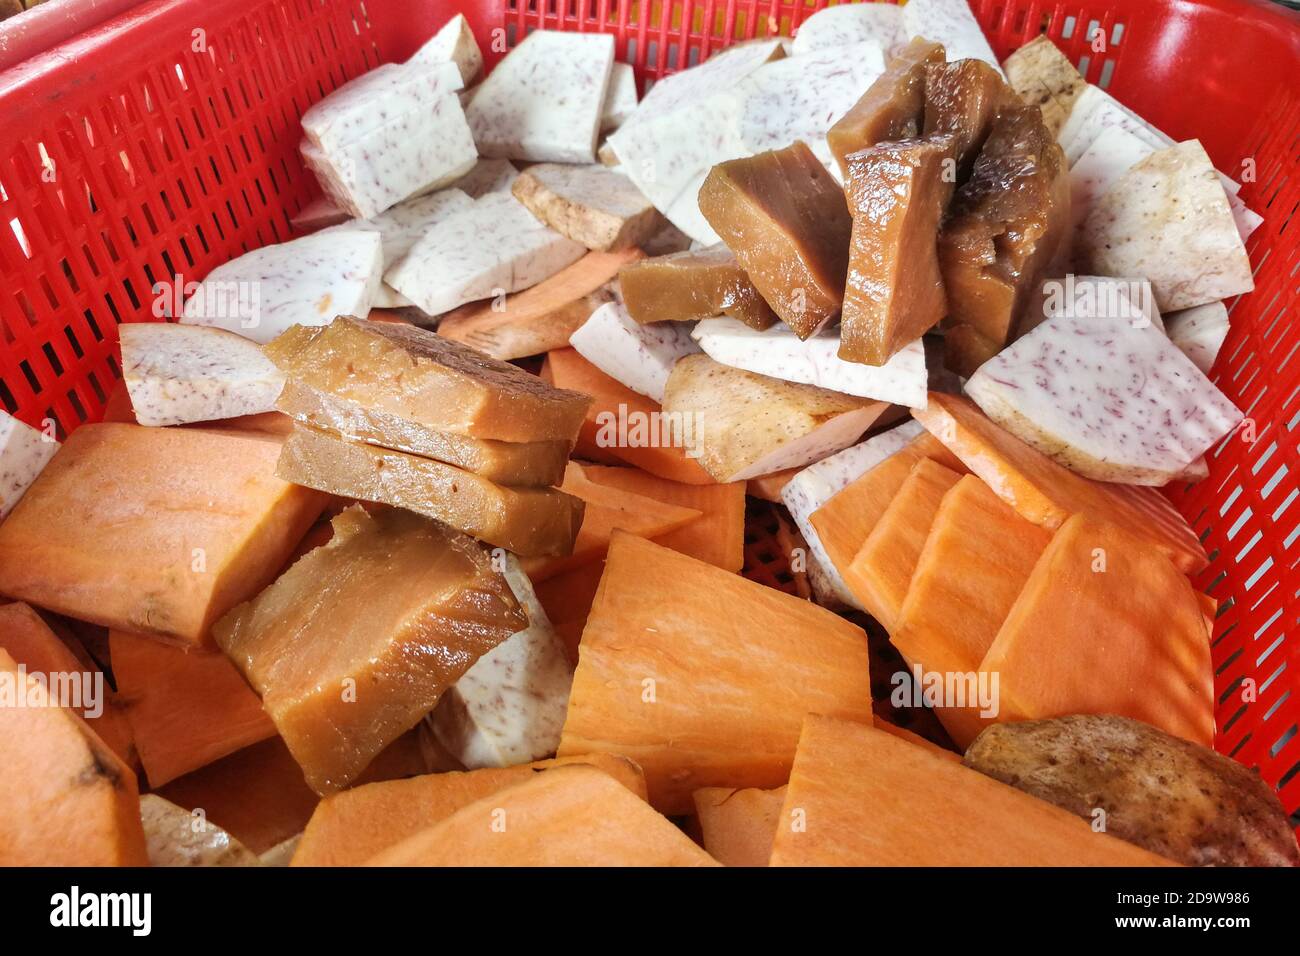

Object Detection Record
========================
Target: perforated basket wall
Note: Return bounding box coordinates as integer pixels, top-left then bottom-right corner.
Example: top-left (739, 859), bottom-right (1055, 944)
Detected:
top-left (1, 0), bottom-right (1297, 826)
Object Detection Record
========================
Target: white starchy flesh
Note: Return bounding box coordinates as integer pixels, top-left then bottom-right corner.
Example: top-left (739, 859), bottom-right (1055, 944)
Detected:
top-left (790, 3), bottom-right (905, 56)
top-left (259, 834), bottom-right (302, 867)
top-left (409, 12), bottom-right (483, 85)
top-left (663, 355), bottom-right (887, 482)
top-left (692, 317), bottom-right (927, 407)
top-left (780, 420), bottom-right (924, 608)
top-left (121, 323), bottom-right (285, 427)
top-left (966, 311), bottom-right (1244, 484)
top-left (451, 158), bottom-right (519, 198)
top-left (467, 31), bottom-right (615, 163)
top-left (325, 188), bottom-right (475, 308)
top-left (902, 0), bottom-right (1003, 72)
top-left (1060, 85), bottom-right (1244, 197)
top-left (301, 93), bottom-right (477, 219)
top-left (736, 42), bottom-right (887, 175)
top-left (609, 41), bottom-right (782, 243)
top-left (510, 163), bottom-right (662, 252)
top-left (140, 795), bottom-right (259, 867)
top-left (290, 196), bottom-right (349, 232)
top-left (384, 192), bottom-right (586, 317)
top-left (430, 556), bottom-right (574, 769)
top-left (600, 62), bottom-right (639, 133)
top-left (1227, 193), bottom-right (1263, 242)
top-left (0, 410), bottom-right (58, 519)
top-left (569, 301), bottom-right (700, 403)
top-left (301, 61), bottom-right (465, 153)
top-left (1020, 275), bottom-right (1163, 337)
top-left (1080, 141), bottom-right (1254, 313)
top-left (1180, 456), bottom-right (1210, 483)
top-left (181, 230), bottom-right (382, 344)
top-left (805, 550), bottom-right (850, 611)
top-left (1166, 301), bottom-right (1231, 375)
top-left (727, 405), bottom-right (885, 481)
top-left (1067, 125), bottom-right (1155, 247)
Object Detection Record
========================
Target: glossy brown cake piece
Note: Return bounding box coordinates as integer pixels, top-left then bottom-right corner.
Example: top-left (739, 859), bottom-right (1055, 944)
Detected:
top-left (264, 317), bottom-right (591, 444)
top-left (215, 506), bottom-right (526, 794)
top-left (839, 135), bottom-right (956, 366)
top-left (275, 378), bottom-right (571, 487)
top-left (276, 423), bottom-right (585, 557)
top-left (827, 37), bottom-right (947, 178)
top-left (698, 142), bottom-right (852, 339)
top-left (923, 58), bottom-right (1015, 181)
top-left (618, 245), bottom-right (777, 330)
top-left (938, 105), bottom-right (1069, 378)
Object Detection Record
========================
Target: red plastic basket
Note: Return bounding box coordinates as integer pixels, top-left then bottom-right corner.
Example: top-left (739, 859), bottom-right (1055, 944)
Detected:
top-left (1, 0), bottom-right (1297, 827)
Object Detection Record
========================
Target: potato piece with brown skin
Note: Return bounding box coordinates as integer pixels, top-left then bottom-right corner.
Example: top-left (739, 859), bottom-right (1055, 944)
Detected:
top-left (965, 715), bottom-right (1300, 867)
top-left (1001, 36), bottom-right (1086, 137)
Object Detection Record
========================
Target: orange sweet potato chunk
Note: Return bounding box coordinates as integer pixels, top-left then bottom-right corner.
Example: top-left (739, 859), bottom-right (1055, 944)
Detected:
top-left (980, 514), bottom-right (1215, 747)
top-left (0, 602), bottom-right (135, 768)
top-left (843, 457), bottom-right (964, 631)
top-left (0, 648), bottom-right (148, 866)
top-left (293, 754), bottom-right (647, 866)
top-left (110, 630), bottom-right (275, 787)
top-left (522, 463), bottom-right (702, 582)
top-left (367, 765), bottom-right (718, 866)
top-left (871, 715), bottom-right (961, 763)
top-left (769, 715), bottom-right (1175, 866)
top-left (891, 475), bottom-right (1052, 748)
top-left (558, 532), bottom-right (873, 813)
top-left (0, 423), bottom-right (326, 646)
top-left (912, 392), bottom-right (1209, 574)
top-left (692, 785), bottom-right (786, 867)
top-left (546, 347), bottom-right (715, 484)
top-left (810, 431), bottom-right (965, 583)
top-left (534, 561), bottom-right (605, 665)
top-left (746, 467), bottom-right (800, 502)
top-left (157, 737), bottom-right (320, 854)
top-left (582, 464), bottom-right (746, 572)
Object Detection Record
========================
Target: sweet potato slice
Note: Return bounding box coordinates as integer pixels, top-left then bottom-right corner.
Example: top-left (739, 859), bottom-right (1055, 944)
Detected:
top-left (890, 475), bottom-right (1052, 748)
top-left (521, 463), bottom-right (703, 582)
top-left (293, 754), bottom-right (646, 866)
top-left (769, 715), bottom-right (1174, 866)
top-left (436, 249), bottom-right (641, 359)
top-left (746, 467), bottom-right (800, 502)
top-left (582, 464), bottom-right (746, 571)
top-left (545, 347), bottom-right (715, 484)
top-left (534, 561), bottom-right (605, 665)
top-left (692, 785), bottom-right (786, 867)
top-left (871, 715), bottom-right (961, 762)
top-left (558, 532), bottom-right (873, 813)
top-left (980, 515), bottom-right (1215, 747)
top-left (843, 458), bottom-right (963, 630)
top-left (366, 765), bottom-right (718, 866)
top-left (109, 630), bottom-right (275, 787)
top-left (0, 602), bottom-right (135, 768)
top-left (809, 431), bottom-right (965, 586)
top-left (157, 737), bottom-right (320, 854)
top-left (0, 648), bottom-right (148, 866)
top-left (912, 392), bottom-right (1209, 574)
top-left (0, 423), bottom-right (327, 646)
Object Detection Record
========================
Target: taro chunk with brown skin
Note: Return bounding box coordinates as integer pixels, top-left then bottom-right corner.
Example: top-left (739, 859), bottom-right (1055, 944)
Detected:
top-left (840, 135), bottom-right (956, 367)
top-left (698, 141), bottom-right (852, 340)
top-left (938, 104), bottom-right (1069, 379)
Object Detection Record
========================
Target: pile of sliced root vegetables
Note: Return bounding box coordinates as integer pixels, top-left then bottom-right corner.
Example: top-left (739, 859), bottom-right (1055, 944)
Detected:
top-left (0, 3), bottom-right (1296, 868)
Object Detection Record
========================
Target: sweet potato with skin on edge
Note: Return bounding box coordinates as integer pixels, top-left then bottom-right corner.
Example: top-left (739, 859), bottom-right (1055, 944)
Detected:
top-left (0, 648), bottom-right (148, 866)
